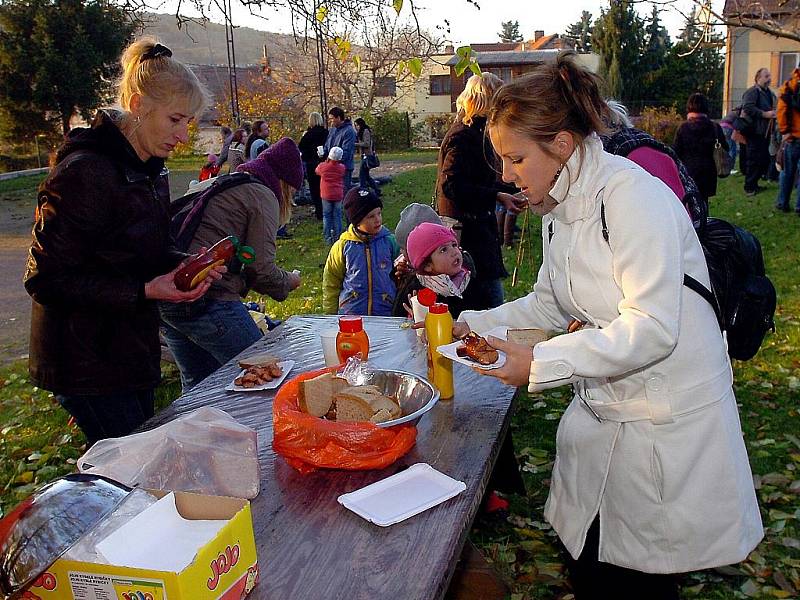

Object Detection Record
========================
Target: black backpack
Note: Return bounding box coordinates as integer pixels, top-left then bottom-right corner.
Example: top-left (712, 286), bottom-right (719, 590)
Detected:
top-left (169, 172), bottom-right (258, 252)
top-left (600, 205), bottom-right (776, 361)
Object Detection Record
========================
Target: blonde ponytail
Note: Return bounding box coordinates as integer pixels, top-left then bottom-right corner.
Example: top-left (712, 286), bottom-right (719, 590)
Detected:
top-left (117, 36), bottom-right (209, 119)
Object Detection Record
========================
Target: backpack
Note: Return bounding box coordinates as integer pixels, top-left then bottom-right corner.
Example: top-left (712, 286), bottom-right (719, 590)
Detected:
top-left (599, 204), bottom-right (776, 361)
top-left (169, 172), bottom-right (258, 252)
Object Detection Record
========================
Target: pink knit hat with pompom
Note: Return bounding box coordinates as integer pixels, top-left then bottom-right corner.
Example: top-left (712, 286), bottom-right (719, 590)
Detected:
top-left (406, 223), bottom-right (457, 270)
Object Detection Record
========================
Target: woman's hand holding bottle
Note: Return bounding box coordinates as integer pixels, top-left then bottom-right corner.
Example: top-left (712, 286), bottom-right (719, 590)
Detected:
top-left (145, 249), bottom-right (226, 302)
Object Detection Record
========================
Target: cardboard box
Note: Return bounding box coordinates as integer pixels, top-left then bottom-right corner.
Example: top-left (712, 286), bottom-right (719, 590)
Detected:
top-left (26, 491), bottom-right (259, 600)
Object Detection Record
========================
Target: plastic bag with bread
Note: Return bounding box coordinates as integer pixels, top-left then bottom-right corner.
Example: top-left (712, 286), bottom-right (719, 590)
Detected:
top-left (273, 367), bottom-right (417, 474)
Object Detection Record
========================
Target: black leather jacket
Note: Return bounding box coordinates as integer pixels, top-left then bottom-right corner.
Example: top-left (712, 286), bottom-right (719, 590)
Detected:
top-left (25, 110), bottom-right (184, 394)
top-left (436, 116), bottom-right (512, 281)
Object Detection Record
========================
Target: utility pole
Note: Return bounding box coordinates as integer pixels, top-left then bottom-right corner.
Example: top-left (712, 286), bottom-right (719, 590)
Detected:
top-left (220, 0), bottom-right (240, 124)
top-left (313, 0), bottom-right (328, 116)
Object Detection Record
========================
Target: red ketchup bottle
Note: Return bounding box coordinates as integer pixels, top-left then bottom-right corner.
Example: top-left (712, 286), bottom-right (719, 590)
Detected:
top-left (173, 236), bottom-right (254, 292)
top-left (336, 316), bottom-right (370, 363)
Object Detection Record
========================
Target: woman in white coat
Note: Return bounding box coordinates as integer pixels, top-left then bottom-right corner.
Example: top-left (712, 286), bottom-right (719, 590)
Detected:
top-left (454, 52), bottom-right (763, 598)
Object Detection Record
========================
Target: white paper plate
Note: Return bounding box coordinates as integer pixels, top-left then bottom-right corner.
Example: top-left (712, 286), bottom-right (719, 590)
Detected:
top-left (225, 360), bottom-right (294, 392)
top-left (338, 463), bottom-right (466, 527)
top-left (436, 326), bottom-right (508, 370)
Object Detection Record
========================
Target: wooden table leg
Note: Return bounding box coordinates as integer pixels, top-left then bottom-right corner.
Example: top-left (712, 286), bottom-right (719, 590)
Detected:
top-left (445, 539), bottom-right (510, 600)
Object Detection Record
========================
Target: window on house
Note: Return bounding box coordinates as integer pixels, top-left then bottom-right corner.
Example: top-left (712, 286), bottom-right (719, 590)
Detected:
top-left (429, 75), bottom-right (451, 95)
top-left (487, 67), bottom-right (513, 83)
top-left (780, 53), bottom-right (800, 87)
top-left (375, 76), bottom-right (396, 97)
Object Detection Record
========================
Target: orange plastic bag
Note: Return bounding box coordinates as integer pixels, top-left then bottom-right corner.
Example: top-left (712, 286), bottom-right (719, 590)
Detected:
top-left (272, 367), bottom-right (417, 474)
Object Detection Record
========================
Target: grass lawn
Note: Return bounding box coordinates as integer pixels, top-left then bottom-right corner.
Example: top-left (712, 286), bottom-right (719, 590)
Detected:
top-left (1, 159), bottom-right (798, 599)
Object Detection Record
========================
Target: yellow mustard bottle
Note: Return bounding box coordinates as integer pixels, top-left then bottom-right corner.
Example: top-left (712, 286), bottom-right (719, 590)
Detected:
top-left (424, 302), bottom-right (454, 400)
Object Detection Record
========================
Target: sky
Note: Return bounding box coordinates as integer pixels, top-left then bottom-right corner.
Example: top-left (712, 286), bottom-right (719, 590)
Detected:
top-left (169, 0), bottom-right (727, 47)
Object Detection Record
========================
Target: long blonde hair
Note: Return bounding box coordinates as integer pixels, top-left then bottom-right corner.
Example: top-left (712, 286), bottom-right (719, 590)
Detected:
top-left (279, 180), bottom-right (296, 226)
top-left (456, 72), bottom-right (503, 126)
top-left (117, 36), bottom-right (208, 120)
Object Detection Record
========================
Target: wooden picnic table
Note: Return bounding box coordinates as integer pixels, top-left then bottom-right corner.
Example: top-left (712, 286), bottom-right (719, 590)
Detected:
top-left (146, 315), bottom-right (516, 600)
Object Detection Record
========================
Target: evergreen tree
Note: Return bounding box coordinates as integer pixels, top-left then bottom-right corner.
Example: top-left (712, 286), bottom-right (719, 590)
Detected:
top-left (639, 5), bottom-right (671, 107)
top-left (498, 20), bottom-right (523, 43)
top-left (642, 5), bottom-right (670, 72)
top-left (606, 53), bottom-right (623, 100)
top-left (0, 0), bottom-right (134, 139)
top-left (593, 0), bottom-right (646, 107)
top-left (664, 9), bottom-right (725, 116)
top-left (565, 10), bottom-right (593, 53)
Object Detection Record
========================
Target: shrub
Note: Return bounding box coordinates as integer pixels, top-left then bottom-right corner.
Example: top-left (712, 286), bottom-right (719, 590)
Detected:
top-left (425, 113), bottom-right (455, 144)
top-left (370, 110), bottom-right (411, 151)
top-left (637, 106), bottom-right (683, 145)
top-left (0, 154), bottom-right (40, 172)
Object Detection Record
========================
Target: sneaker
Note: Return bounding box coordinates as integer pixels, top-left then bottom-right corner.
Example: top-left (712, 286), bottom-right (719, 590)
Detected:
top-left (730, 169), bottom-right (738, 175)
top-left (745, 190), bottom-right (756, 197)
top-left (777, 204), bottom-right (790, 213)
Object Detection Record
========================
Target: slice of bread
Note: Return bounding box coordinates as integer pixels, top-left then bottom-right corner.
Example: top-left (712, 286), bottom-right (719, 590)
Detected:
top-left (238, 353), bottom-right (281, 369)
top-left (370, 408), bottom-right (394, 424)
top-left (507, 328), bottom-right (548, 347)
top-left (337, 386), bottom-right (401, 419)
top-left (334, 393), bottom-right (375, 422)
top-left (298, 372), bottom-right (348, 417)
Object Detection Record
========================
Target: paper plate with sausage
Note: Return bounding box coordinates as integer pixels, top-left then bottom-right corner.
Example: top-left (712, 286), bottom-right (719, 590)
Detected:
top-left (436, 327), bottom-right (507, 370)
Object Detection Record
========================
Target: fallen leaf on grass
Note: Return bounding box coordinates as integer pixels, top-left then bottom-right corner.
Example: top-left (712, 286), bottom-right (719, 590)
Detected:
top-left (774, 570), bottom-right (797, 595)
top-left (496, 550), bottom-right (516, 564)
top-left (769, 509), bottom-right (795, 520)
top-left (769, 520), bottom-right (787, 534)
top-left (785, 434), bottom-right (800, 451)
top-left (14, 471), bottom-right (33, 484)
top-left (740, 579), bottom-right (759, 597)
top-left (716, 565), bottom-right (749, 577)
top-left (781, 537), bottom-right (800, 550)
top-left (682, 583), bottom-right (705, 596)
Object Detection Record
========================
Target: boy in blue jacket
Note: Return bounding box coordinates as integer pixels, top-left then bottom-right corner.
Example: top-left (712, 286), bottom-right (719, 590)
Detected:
top-left (323, 187), bottom-right (399, 315)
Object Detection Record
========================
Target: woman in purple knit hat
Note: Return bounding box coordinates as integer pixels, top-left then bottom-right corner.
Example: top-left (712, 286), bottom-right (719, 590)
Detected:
top-left (159, 137), bottom-right (304, 391)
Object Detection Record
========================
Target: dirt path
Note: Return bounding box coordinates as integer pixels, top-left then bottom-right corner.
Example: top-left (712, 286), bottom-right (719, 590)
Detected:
top-left (0, 159), bottom-right (434, 364)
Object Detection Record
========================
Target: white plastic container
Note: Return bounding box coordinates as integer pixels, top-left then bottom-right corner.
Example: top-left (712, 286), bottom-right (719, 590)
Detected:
top-left (337, 463), bottom-right (466, 526)
top-left (320, 329), bottom-right (339, 367)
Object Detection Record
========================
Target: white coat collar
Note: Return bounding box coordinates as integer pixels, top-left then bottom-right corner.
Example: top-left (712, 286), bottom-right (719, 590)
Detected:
top-left (548, 134), bottom-right (606, 224)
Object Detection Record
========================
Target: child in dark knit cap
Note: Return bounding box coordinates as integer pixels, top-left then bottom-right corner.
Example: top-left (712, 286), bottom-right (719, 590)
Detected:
top-left (322, 187), bottom-right (400, 315)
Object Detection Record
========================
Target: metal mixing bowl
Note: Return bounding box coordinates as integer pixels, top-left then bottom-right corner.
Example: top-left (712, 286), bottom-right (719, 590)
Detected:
top-left (351, 369), bottom-right (439, 428)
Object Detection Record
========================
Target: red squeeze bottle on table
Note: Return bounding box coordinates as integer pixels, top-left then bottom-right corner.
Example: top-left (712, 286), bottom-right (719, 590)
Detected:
top-left (336, 316), bottom-right (370, 362)
top-left (173, 235), bottom-right (255, 292)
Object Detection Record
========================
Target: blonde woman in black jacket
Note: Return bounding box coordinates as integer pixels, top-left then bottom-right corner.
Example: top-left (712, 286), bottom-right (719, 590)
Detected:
top-left (435, 72), bottom-right (524, 308)
top-left (24, 38), bottom-right (220, 446)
